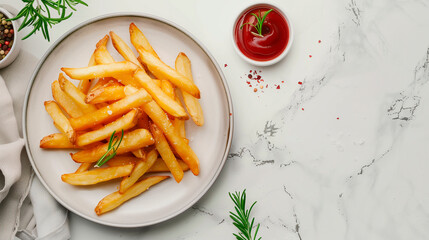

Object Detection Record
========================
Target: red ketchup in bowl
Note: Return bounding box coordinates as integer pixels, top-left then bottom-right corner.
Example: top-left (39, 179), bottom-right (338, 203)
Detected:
top-left (234, 5), bottom-right (290, 62)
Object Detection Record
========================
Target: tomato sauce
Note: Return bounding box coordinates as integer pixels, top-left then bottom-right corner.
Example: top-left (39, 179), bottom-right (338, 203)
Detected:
top-left (234, 5), bottom-right (290, 61)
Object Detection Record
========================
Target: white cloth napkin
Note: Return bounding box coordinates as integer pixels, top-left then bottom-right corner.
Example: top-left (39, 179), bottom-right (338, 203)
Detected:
top-left (0, 71), bottom-right (70, 240)
top-left (0, 74), bottom-right (24, 202)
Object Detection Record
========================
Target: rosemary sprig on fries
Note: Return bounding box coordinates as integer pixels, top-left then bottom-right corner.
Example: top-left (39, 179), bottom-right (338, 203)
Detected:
top-left (95, 129), bottom-right (124, 167)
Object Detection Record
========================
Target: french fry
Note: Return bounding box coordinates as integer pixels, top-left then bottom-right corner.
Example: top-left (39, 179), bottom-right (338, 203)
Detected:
top-left (136, 47), bottom-right (200, 99)
top-left (123, 87), bottom-right (194, 169)
top-left (44, 101), bottom-right (76, 143)
top-left (91, 77), bottom-right (121, 91)
top-left (95, 175), bottom-right (169, 215)
top-left (129, 23), bottom-right (159, 59)
top-left (94, 35), bottom-right (115, 64)
top-left (72, 129), bottom-right (154, 163)
top-left (93, 36), bottom-right (141, 88)
top-left (110, 31), bottom-right (143, 68)
top-left (161, 80), bottom-right (187, 137)
top-left (78, 53), bottom-right (96, 94)
top-left (137, 111), bottom-right (150, 129)
top-left (69, 89), bottom-right (151, 131)
top-left (75, 163), bottom-right (92, 173)
top-left (119, 149), bottom-right (158, 193)
top-left (160, 80), bottom-right (175, 99)
top-left (106, 156), bottom-right (138, 167)
top-left (40, 133), bottom-right (77, 149)
top-left (143, 100), bottom-right (199, 175)
top-left (175, 52), bottom-right (204, 126)
top-left (61, 164), bottom-right (134, 185)
top-left (134, 69), bottom-right (187, 118)
top-left (52, 80), bottom-right (85, 118)
top-left (85, 85), bottom-right (126, 104)
top-left (76, 109), bottom-right (141, 146)
top-left (62, 61), bottom-right (138, 80)
top-left (106, 156), bottom-right (189, 172)
top-left (131, 148), bottom-right (145, 159)
top-left (150, 123), bottom-right (184, 182)
top-left (173, 115), bottom-right (186, 138)
top-left (59, 73), bottom-right (97, 114)
top-left (40, 133), bottom-right (103, 149)
top-left (149, 158), bottom-right (189, 172)
top-left (153, 79), bottom-right (161, 87)
top-left (93, 41), bottom-right (142, 88)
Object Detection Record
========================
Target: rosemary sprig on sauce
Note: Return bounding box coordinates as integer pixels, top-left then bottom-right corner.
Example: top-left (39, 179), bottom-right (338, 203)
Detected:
top-left (229, 189), bottom-right (262, 240)
top-left (95, 129), bottom-right (124, 167)
top-left (240, 9), bottom-right (273, 37)
top-left (8, 0), bottom-right (88, 41)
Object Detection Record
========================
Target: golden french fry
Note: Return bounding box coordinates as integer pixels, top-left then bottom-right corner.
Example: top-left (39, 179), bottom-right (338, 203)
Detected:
top-left (91, 77), bottom-right (121, 91)
top-left (129, 23), bottom-right (159, 59)
top-left (134, 69), bottom-right (187, 118)
top-left (75, 163), bottom-right (92, 173)
top-left (72, 129), bottom-right (154, 163)
top-left (143, 101), bottom-right (199, 175)
top-left (62, 164), bottom-right (134, 185)
top-left (149, 158), bottom-right (189, 172)
top-left (175, 52), bottom-right (204, 126)
top-left (78, 53), bottom-right (97, 94)
top-left (52, 80), bottom-right (85, 118)
top-left (106, 156), bottom-right (138, 167)
top-left (93, 41), bottom-right (142, 88)
top-left (70, 89), bottom-right (151, 131)
top-left (40, 133), bottom-right (103, 149)
top-left (137, 111), bottom-right (150, 130)
top-left (94, 35), bottom-right (115, 64)
top-left (106, 155), bottom-right (189, 172)
top-left (40, 133), bottom-right (77, 149)
top-left (160, 80), bottom-right (175, 99)
top-left (131, 148), bottom-right (145, 159)
top-left (163, 81), bottom-right (187, 137)
top-left (44, 101), bottom-right (76, 143)
top-left (153, 79), bottom-right (161, 87)
top-left (123, 95), bottom-right (199, 175)
top-left (85, 85), bottom-right (126, 104)
top-left (172, 118), bottom-right (186, 138)
top-left (136, 47), bottom-right (200, 99)
top-left (59, 73), bottom-right (97, 114)
top-left (76, 109), bottom-right (141, 146)
top-left (119, 149), bottom-right (158, 193)
top-left (110, 31), bottom-right (143, 68)
top-left (62, 61), bottom-right (138, 80)
top-left (95, 175), bottom-right (169, 215)
top-left (150, 123), bottom-right (184, 183)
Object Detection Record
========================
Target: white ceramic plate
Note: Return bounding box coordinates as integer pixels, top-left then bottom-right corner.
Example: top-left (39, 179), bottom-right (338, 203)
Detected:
top-left (23, 13), bottom-right (233, 227)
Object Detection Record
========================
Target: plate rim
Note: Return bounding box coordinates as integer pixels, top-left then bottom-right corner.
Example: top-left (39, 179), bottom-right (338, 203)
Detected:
top-left (22, 12), bottom-right (234, 228)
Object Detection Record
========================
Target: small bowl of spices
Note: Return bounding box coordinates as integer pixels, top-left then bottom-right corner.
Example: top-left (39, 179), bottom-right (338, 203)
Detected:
top-left (0, 6), bottom-right (21, 69)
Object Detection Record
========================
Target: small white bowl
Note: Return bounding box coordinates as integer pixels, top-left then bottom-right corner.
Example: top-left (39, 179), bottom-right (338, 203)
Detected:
top-left (0, 6), bottom-right (21, 69)
top-left (232, 3), bottom-right (293, 66)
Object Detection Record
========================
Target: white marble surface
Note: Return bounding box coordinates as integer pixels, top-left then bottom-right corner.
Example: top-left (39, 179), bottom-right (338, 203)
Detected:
top-left (2, 0), bottom-right (429, 239)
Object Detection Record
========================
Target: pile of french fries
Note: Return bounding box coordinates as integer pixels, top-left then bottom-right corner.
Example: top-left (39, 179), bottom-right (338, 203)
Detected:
top-left (40, 23), bottom-right (204, 215)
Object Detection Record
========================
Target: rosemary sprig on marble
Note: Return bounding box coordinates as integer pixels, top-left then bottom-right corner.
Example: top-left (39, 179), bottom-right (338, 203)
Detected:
top-left (94, 130), bottom-right (124, 167)
top-left (8, 0), bottom-right (88, 41)
top-left (229, 189), bottom-right (262, 240)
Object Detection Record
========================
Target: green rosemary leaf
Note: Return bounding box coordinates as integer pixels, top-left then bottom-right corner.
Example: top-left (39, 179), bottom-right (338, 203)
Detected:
top-left (240, 9), bottom-right (273, 37)
top-left (9, 0), bottom-right (88, 41)
top-left (95, 130), bottom-right (124, 167)
top-left (228, 190), bottom-right (262, 240)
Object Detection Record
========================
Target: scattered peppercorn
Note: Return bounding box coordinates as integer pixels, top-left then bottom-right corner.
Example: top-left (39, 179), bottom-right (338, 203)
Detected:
top-left (0, 12), bottom-right (14, 61)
